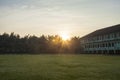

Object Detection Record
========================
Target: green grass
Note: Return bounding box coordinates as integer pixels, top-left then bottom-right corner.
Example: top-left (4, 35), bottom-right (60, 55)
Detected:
top-left (0, 54), bottom-right (120, 80)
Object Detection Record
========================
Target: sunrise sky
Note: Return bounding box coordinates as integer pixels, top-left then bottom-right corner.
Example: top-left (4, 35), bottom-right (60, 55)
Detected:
top-left (0, 0), bottom-right (120, 37)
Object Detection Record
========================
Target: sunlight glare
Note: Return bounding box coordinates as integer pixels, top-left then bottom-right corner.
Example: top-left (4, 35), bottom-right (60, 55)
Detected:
top-left (60, 33), bottom-right (70, 41)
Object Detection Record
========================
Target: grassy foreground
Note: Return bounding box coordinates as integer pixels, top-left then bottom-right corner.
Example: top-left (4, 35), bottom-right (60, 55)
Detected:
top-left (0, 54), bottom-right (120, 80)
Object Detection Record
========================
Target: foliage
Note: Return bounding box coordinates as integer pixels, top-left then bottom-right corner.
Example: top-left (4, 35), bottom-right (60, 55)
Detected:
top-left (0, 32), bottom-right (83, 54)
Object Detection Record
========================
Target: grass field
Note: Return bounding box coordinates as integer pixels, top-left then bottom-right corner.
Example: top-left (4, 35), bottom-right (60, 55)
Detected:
top-left (0, 54), bottom-right (120, 80)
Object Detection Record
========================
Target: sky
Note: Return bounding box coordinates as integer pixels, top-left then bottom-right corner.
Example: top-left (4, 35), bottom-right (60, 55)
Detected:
top-left (0, 0), bottom-right (120, 37)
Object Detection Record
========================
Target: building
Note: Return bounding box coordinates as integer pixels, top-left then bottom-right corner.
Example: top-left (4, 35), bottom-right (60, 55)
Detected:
top-left (80, 24), bottom-right (120, 54)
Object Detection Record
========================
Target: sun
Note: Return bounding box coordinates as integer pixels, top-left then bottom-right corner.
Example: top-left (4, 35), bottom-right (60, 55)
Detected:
top-left (60, 33), bottom-right (70, 41)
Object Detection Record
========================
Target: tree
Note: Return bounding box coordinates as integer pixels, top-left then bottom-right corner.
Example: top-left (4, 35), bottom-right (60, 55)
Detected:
top-left (0, 32), bottom-right (83, 54)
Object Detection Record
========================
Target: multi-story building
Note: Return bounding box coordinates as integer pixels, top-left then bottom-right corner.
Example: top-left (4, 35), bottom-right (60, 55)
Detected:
top-left (80, 24), bottom-right (120, 54)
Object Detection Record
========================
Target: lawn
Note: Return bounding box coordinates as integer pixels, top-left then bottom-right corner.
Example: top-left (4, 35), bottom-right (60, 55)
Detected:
top-left (0, 54), bottom-right (120, 80)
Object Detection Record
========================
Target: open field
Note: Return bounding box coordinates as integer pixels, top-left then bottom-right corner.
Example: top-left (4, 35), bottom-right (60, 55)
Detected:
top-left (0, 54), bottom-right (120, 80)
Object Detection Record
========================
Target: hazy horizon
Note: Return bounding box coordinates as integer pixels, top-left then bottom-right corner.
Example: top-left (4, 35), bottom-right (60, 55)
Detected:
top-left (0, 0), bottom-right (120, 37)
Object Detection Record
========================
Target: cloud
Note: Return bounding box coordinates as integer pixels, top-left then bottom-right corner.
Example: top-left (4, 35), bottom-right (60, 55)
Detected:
top-left (0, 0), bottom-right (120, 36)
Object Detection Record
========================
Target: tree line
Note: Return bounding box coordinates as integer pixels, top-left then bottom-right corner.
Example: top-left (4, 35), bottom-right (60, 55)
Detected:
top-left (0, 32), bottom-right (83, 54)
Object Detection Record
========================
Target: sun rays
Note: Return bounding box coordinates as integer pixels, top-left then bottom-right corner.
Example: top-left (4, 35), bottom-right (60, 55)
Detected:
top-left (59, 31), bottom-right (70, 41)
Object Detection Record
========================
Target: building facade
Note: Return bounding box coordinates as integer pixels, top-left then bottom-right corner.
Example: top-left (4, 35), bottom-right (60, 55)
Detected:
top-left (80, 24), bottom-right (120, 54)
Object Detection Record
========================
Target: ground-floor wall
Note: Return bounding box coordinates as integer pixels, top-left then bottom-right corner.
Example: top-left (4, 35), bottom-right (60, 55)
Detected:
top-left (85, 50), bottom-right (120, 54)
top-left (82, 40), bottom-right (120, 54)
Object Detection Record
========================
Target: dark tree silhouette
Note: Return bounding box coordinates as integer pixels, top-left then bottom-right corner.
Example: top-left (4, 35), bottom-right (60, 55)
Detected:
top-left (0, 32), bottom-right (83, 54)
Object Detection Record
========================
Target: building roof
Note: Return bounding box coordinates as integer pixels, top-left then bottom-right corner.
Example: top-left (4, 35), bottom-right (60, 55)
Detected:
top-left (81, 24), bottom-right (120, 39)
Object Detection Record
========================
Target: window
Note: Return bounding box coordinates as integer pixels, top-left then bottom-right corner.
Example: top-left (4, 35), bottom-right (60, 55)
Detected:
top-left (106, 43), bottom-right (108, 47)
top-left (112, 43), bottom-right (114, 47)
top-left (108, 43), bottom-right (111, 47)
top-left (114, 33), bottom-right (117, 38)
top-left (103, 44), bottom-right (105, 47)
top-left (108, 35), bottom-right (110, 39)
